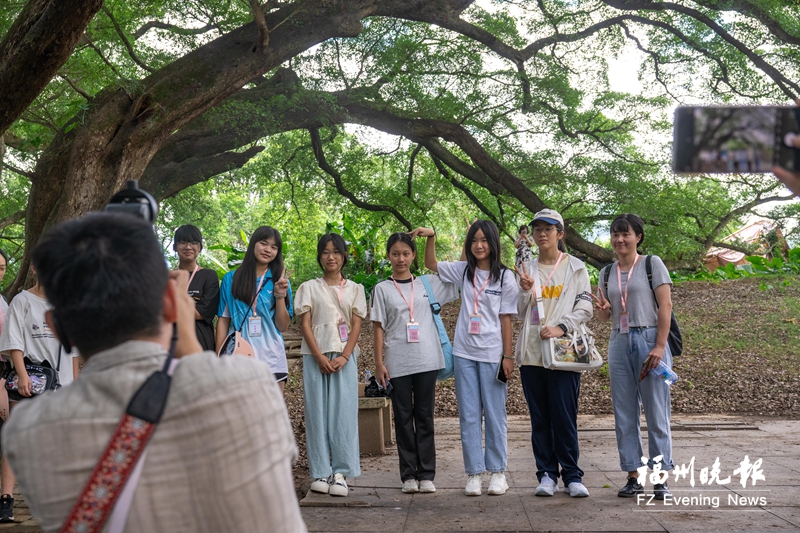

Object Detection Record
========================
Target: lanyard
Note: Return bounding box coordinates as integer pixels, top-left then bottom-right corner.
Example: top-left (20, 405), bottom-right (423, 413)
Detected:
top-left (616, 254), bottom-right (640, 313)
top-left (472, 269), bottom-right (492, 315)
top-left (535, 252), bottom-right (564, 293)
top-left (390, 276), bottom-right (415, 322)
top-left (252, 272), bottom-right (268, 317)
top-left (187, 264), bottom-right (199, 288)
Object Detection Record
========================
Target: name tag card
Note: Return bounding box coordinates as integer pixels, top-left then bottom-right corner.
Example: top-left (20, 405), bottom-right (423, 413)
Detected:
top-left (619, 312), bottom-right (630, 334)
top-left (407, 322), bottom-right (420, 343)
top-left (530, 307), bottom-right (540, 326)
top-left (248, 316), bottom-right (262, 337)
top-left (469, 314), bottom-right (481, 335)
top-left (338, 321), bottom-right (349, 342)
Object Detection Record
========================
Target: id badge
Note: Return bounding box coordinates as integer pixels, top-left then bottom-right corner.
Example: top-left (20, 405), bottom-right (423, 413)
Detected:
top-left (530, 306), bottom-right (540, 326)
top-left (248, 316), bottom-right (262, 337)
top-left (469, 314), bottom-right (481, 335)
top-left (407, 322), bottom-right (420, 343)
top-left (619, 312), bottom-right (629, 334)
top-left (338, 321), bottom-right (349, 342)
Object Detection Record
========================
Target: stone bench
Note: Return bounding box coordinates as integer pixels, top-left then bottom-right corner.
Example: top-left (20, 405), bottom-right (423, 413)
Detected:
top-left (358, 397), bottom-right (393, 455)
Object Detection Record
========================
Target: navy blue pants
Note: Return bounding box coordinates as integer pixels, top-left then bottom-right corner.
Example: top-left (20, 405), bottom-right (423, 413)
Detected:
top-left (520, 365), bottom-right (584, 485)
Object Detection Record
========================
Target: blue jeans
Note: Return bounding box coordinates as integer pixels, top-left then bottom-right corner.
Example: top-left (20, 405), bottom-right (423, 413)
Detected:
top-left (520, 365), bottom-right (583, 484)
top-left (454, 356), bottom-right (508, 475)
top-left (303, 352), bottom-right (361, 479)
top-left (608, 327), bottom-right (674, 472)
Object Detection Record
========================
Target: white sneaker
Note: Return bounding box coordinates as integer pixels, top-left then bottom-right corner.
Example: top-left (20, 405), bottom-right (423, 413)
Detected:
top-left (487, 472), bottom-right (508, 495)
top-left (310, 477), bottom-right (330, 494)
top-left (465, 474), bottom-right (482, 496)
top-left (329, 473), bottom-right (348, 497)
top-left (535, 473), bottom-right (558, 497)
top-left (568, 481), bottom-right (590, 498)
top-left (419, 480), bottom-right (436, 493)
top-left (402, 479), bottom-right (419, 493)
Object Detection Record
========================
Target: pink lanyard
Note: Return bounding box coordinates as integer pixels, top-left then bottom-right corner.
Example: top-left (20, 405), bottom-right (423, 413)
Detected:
top-left (616, 254), bottom-right (640, 313)
top-left (536, 252), bottom-right (564, 293)
top-left (187, 265), bottom-right (199, 288)
top-left (252, 273), bottom-right (267, 317)
top-left (472, 269), bottom-right (492, 315)
top-left (390, 276), bottom-right (415, 322)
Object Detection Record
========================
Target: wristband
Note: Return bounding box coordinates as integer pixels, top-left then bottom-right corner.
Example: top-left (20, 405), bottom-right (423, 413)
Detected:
top-left (503, 355), bottom-right (514, 361)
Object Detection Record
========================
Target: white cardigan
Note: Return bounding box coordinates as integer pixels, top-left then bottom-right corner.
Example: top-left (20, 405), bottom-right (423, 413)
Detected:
top-left (514, 254), bottom-right (593, 367)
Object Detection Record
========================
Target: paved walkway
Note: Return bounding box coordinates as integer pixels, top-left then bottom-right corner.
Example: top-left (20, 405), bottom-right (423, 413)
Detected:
top-left (300, 414), bottom-right (800, 532)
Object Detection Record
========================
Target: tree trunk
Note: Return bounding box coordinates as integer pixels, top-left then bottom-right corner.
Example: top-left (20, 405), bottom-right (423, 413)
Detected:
top-left (0, 0), bottom-right (105, 135)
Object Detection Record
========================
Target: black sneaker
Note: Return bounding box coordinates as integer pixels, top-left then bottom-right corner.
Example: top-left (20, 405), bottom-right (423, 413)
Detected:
top-left (0, 494), bottom-right (14, 522)
top-left (617, 477), bottom-right (644, 498)
top-left (654, 482), bottom-right (671, 500)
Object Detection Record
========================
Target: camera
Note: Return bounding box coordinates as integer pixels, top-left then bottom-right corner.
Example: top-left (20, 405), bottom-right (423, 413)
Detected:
top-left (105, 180), bottom-right (159, 223)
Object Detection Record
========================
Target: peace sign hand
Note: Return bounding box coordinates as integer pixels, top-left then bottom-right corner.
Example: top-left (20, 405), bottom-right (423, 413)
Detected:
top-left (591, 290), bottom-right (610, 311)
top-left (514, 265), bottom-right (533, 291)
top-left (274, 267), bottom-right (292, 298)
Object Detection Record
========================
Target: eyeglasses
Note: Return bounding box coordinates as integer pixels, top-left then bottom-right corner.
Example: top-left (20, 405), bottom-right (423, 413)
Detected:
top-left (176, 241), bottom-right (201, 248)
top-left (532, 227), bottom-right (557, 235)
top-left (321, 250), bottom-right (343, 257)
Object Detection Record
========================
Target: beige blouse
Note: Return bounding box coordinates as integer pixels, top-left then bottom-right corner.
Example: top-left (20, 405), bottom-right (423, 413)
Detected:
top-left (294, 278), bottom-right (368, 355)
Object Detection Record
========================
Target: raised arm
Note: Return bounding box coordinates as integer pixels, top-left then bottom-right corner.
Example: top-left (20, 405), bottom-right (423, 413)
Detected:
top-left (409, 227), bottom-right (438, 272)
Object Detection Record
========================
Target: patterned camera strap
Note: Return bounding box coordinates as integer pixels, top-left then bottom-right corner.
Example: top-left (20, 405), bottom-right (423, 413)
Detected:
top-left (60, 356), bottom-right (180, 533)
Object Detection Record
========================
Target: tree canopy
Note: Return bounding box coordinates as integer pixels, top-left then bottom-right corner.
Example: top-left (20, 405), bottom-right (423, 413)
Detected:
top-left (1, 0), bottom-right (799, 293)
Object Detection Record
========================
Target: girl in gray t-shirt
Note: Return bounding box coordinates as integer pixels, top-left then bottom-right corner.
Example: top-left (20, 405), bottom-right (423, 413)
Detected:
top-left (593, 214), bottom-right (675, 501)
top-left (371, 233), bottom-right (458, 495)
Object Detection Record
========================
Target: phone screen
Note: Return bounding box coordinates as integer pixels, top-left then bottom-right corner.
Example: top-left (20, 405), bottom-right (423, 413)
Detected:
top-left (673, 106), bottom-right (800, 173)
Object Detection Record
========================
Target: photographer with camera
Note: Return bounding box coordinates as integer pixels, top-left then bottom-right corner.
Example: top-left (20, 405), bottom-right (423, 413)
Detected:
top-left (1, 212), bottom-right (306, 533)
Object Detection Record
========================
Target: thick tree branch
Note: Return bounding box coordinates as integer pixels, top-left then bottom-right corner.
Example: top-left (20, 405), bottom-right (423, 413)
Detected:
top-left (308, 127), bottom-right (412, 230)
top-left (2, 162), bottom-right (34, 180)
top-left (249, 0), bottom-right (270, 52)
top-left (691, 0), bottom-right (800, 46)
top-left (428, 151), bottom-right (502, 230)
top-left (0, 0), bottom-right (104, 135)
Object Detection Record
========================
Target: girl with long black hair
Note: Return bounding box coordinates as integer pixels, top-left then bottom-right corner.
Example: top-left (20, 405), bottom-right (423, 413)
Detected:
top-left (412, 220), bottom-right (518, 497)
top-left (216, 226), bottom-right (293, 392)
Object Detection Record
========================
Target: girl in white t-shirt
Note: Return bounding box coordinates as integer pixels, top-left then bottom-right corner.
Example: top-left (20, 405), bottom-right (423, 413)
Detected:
top-left (0, 265), bottom-right (79, 522)
top-left (412, 221), bottom-right (518, 497)
top-left (295, 234), bottom-right (367, 498)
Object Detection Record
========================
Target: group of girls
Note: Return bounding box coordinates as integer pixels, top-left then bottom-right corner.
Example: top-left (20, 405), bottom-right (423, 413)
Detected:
top-left (297, 211), bottom-right (675, 503)
top-left (0, 212), bottom-right (676, 506)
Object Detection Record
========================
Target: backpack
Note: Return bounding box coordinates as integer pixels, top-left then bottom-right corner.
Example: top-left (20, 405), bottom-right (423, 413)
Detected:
top-left (602, 255), bottom-right (683, 356)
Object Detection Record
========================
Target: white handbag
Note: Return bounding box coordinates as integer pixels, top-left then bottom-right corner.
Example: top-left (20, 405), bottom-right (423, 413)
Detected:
top-left (531, 261), bottom-right (604, 372)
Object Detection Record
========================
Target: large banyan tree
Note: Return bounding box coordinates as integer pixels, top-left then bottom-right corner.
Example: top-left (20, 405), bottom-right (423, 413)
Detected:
top-left (1, 0), bottom-right (799, 294)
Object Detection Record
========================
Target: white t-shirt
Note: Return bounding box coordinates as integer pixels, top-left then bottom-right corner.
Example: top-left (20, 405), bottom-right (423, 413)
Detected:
top-left (0, 291), bottom-right (76, 387)
top-left (0, 296), bottom-right (8, 356)
top-left (369, 275), bottom-right (458, 379)
top-left (437, 261), bottom-right (518, 363)
top-left (523, 260), bottom-right (569, 366)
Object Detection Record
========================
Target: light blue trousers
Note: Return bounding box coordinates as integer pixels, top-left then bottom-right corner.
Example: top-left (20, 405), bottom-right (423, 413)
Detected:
top-left (608, 327), bottom-right (674, 472)
top-left (303, 352), bottom-right (361, 479)
top-left (454, 356), bottom-right (508, 475)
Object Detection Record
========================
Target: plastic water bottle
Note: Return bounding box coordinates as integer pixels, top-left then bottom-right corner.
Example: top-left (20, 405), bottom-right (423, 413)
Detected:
top-left (365, 369), bottom-right (372, 383)
top-left (652, 361), bottom-right (679, 385)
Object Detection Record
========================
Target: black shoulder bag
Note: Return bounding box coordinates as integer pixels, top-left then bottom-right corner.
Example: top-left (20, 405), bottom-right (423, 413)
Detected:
top-left (4, 347), bottom-right (62, 401)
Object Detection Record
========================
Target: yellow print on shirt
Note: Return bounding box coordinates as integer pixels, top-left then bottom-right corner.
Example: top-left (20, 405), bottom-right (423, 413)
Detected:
top-left (542, 284), bottom-right (563, 299)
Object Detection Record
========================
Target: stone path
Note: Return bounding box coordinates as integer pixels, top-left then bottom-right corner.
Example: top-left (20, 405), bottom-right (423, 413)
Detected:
top-left (300, 414), bottom-right (800, 533)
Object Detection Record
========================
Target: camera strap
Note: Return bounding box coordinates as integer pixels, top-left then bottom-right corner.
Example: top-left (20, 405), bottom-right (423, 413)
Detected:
top-left (60, 325), bottom-right (180, 533)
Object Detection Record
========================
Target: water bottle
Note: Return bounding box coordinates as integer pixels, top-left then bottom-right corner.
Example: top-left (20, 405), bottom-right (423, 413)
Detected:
top-left (365, 369), bottom-right (372, 383)
top-left (652, 361), bottom-right (679, 385)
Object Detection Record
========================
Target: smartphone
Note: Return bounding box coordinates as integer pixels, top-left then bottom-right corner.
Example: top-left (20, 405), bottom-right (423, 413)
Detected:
top-left (672, 106), bottom-right (800, 174)
top-left (496, 360), bottom-right (508, 384)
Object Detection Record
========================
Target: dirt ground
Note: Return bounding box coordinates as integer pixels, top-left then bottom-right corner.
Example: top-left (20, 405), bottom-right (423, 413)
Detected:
top-left (284, 277), bottom-right (800, 494)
